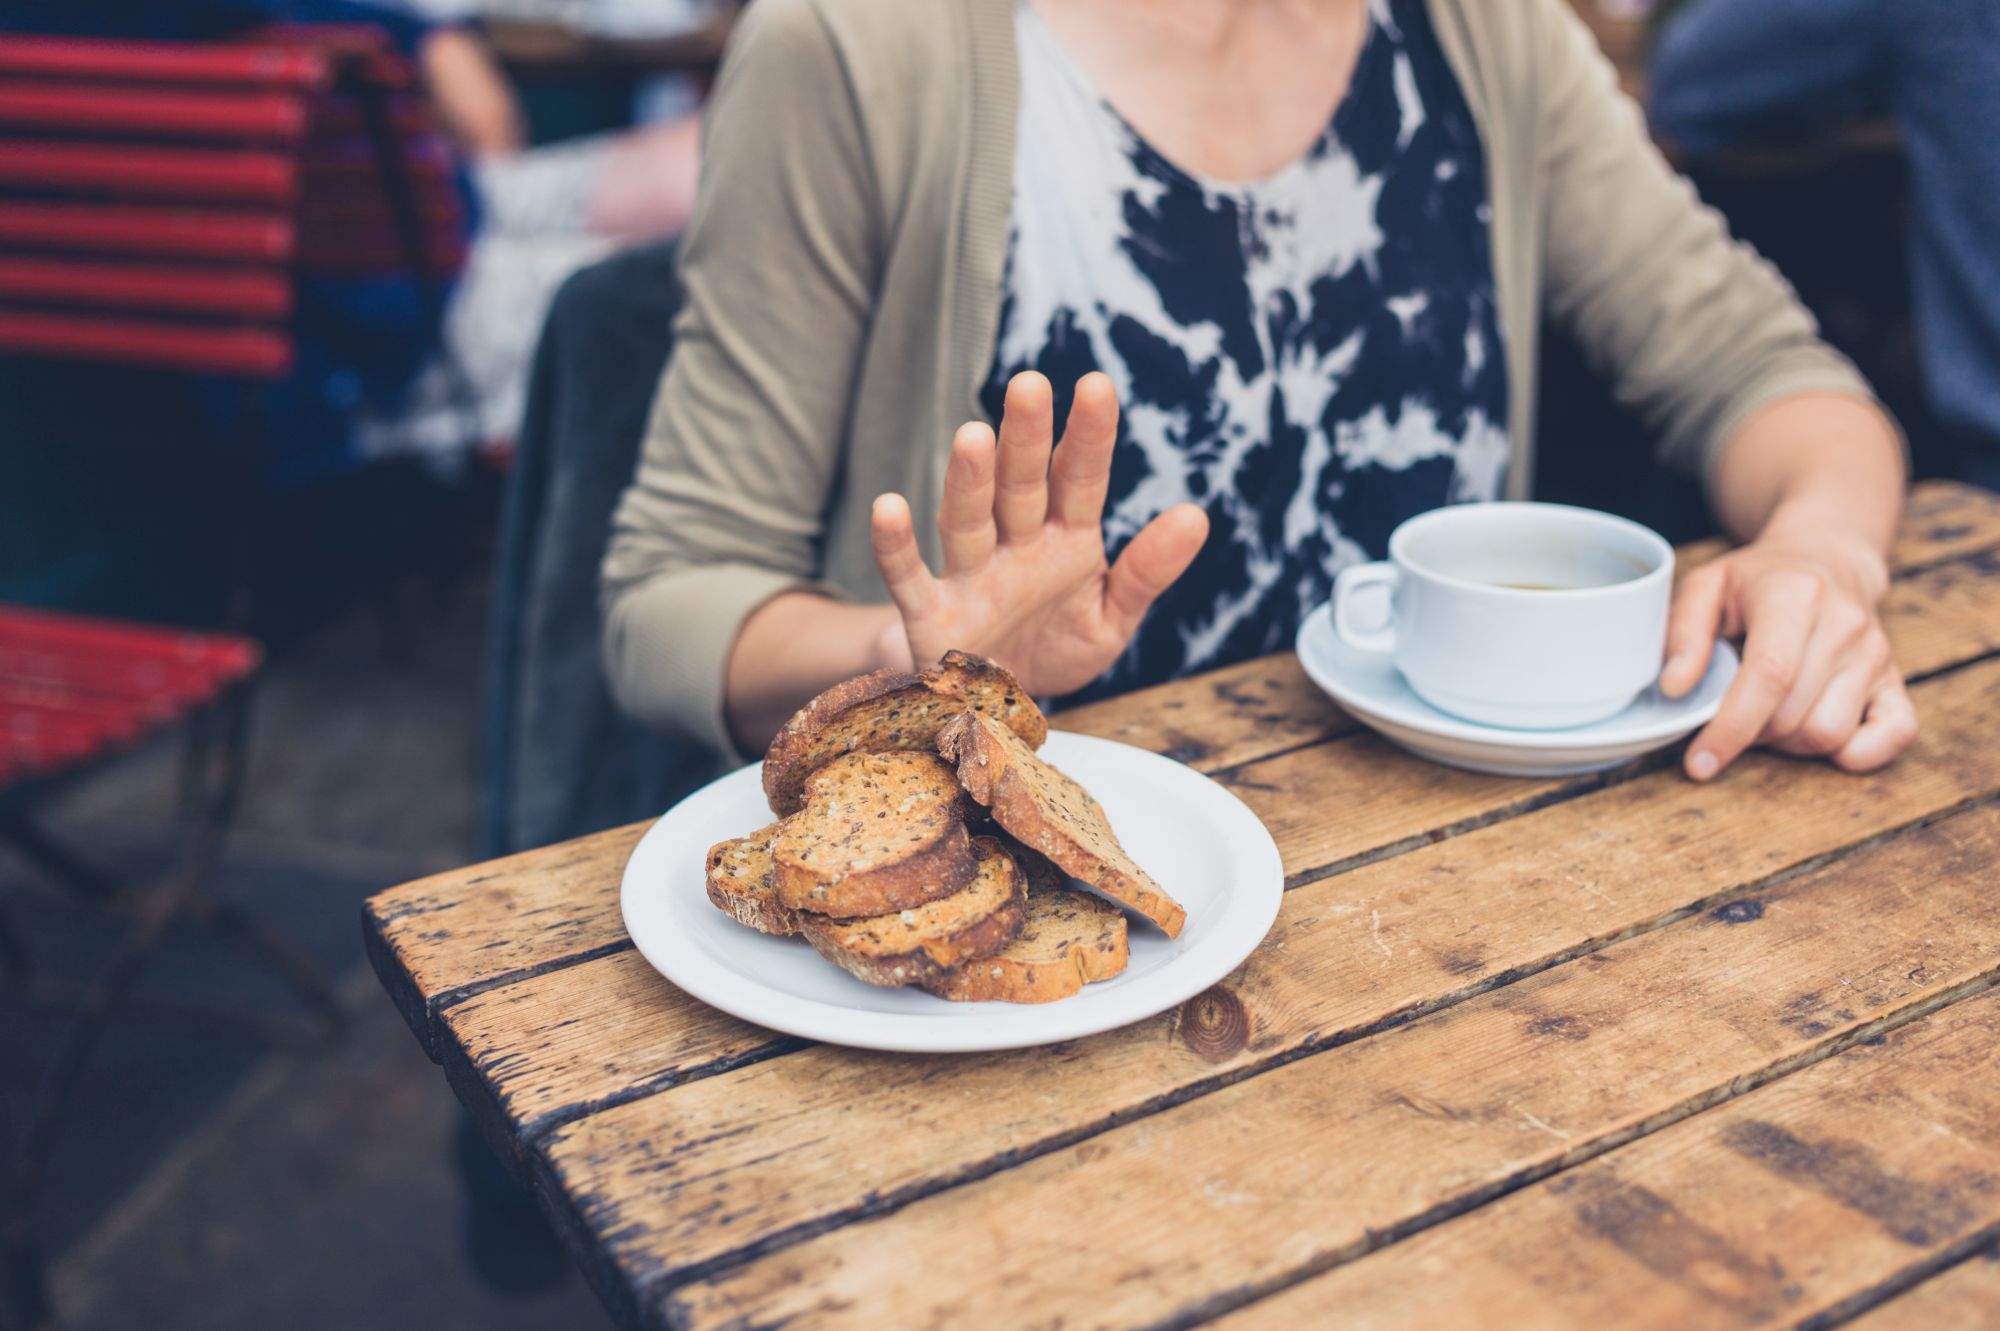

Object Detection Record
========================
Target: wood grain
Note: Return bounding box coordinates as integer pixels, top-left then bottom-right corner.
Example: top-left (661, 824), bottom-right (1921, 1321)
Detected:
top-left (663, 805), bottom-right (2000, 1331)
top-left (363, 823), bottom-right (644, 1056)
top-left (532, 659), bottom-right (2000, 1292)
top-left (1844, 1250), bottom-right (2000, 1331)
top-left (1208, 989), bottom-right (2000, 1331)
top-left (461, 650), bottom-right (2000, 1169)
top-left (1055, 653), bottom-right (1353, 772)
top-left (365, 483), bottom-right (2000, 1056)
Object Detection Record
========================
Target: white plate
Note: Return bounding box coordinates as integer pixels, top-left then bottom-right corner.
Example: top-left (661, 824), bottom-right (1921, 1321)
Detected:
top-left (619, 732), bottom-right (1285, 1053)
top-left (1295, 602), bottom-right (1739, 777)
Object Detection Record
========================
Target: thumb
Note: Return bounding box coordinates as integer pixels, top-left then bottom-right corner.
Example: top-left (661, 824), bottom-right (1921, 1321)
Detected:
top-left (1103, 504), bottom-right (1208, 636)
top-left (1661, 562), bottom-right (1726, 698)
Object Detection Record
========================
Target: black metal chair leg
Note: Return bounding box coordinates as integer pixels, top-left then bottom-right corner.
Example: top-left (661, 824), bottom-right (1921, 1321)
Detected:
top-left (11, 821), bottom-right (214, 1197)
top-left (0, 900), bottom-right (28, 983)
top-left (185, 890), bottom-right (345, 1035)
top-left (0, 805), bottom-right (121, 905)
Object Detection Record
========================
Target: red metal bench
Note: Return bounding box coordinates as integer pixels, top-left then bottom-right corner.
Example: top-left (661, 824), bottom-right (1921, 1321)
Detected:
top-left (0, 28), bottom-right (464, 377)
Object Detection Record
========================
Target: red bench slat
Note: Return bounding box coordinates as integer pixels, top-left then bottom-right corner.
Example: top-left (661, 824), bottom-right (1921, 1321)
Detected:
top-left (0, 36), bottom-right (335, 90)
top-left (0, 142), bottom-right (300, 204)
top-left (0, 257), bottom-right (293, 319)
top-left (0, 81), bottom-right (308, 140)
top-left (0, 606), bottom-right (260, 678)
top-left (0, 308), bottom-right (293, 376)
top-left (0, 202), bottom-right (295, 262)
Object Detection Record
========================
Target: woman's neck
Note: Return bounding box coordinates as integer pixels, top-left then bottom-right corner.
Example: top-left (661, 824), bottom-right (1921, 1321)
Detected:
top-left (1030, 0), bottom-right (1373, 185)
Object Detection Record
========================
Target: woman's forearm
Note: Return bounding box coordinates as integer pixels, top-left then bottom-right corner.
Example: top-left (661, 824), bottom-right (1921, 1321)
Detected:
top-left (724, 594), bottom-right (906, 754)
top-left (1708, 393), bottom-right (1904, 566)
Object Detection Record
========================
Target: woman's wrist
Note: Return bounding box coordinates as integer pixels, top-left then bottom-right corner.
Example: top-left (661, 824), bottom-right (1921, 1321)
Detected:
top-left (724, 595), bottom-right (907, 753)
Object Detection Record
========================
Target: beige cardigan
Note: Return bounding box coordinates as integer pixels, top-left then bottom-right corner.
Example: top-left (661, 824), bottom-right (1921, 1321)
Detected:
top-left (602, 0), bottom-right (1872, 756)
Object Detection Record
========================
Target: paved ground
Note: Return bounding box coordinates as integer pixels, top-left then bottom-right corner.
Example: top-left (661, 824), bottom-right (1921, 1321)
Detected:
top-left (6, 570), bottom-right (613, 1330)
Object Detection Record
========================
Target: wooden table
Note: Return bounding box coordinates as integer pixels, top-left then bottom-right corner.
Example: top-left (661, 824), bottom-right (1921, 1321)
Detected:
top-left (366, 480), bottom-right (2000, 1331)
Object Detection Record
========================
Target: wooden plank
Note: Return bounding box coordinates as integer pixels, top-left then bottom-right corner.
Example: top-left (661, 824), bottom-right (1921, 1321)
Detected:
top-left (1208, 989), bottom-right (2000, 1331)
top-left (362, 824), bottom-right (644, 1056)
top-left (368, 483), bottom-right (2000, 1055)
top-left (1844, 1250), bottom-right (2000, 1331)
top-left (1893, 479), bottom-right (2000, 566)
top-left (466, 650), bottom-right (2000, 1166)
top-left (1055, 652), bottom-right (1356, 773)
top-left (660, 804), bottom-right (2000, 1331)
top-left (1884, 548), bottom-right (2000, 674)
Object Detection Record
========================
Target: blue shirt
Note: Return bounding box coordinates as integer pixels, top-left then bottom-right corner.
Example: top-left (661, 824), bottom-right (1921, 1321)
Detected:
top-left (983, 0), bottom-right (1509, 700)
top-left (1651, 0), bottom-right (2000, 474)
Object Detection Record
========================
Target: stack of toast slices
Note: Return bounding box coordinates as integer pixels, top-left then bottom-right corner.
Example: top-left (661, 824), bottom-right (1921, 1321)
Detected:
top-left (703, 650), bottom-right (1187, 1004)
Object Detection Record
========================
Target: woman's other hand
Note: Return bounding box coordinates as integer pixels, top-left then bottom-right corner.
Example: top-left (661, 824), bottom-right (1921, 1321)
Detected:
top-left (1661, 525), bottom-right (1915, 780)
top-left (869, 371), bottom-right (1209, 696)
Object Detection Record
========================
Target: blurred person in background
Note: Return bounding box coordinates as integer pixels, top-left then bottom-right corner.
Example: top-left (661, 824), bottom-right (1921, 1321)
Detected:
top-left (604, 0), bottom-right (1918, 790)
top-left (1651, 0), bottom-right (2000, 493)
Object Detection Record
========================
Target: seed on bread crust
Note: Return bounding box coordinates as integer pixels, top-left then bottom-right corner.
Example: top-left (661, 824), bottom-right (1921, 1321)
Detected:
top-left (703, 821), bottom-right (799, 935)
top-left (772, 751), bottom-right (976, 917)
top-left (921, 843), bottom-right (1129, 1003)
top-left (761, 650), bottom-right (1047, 815)
top-left (801, 836), bottom-right (1029, 988)
top-left (937, 711), bottom-right (1187, 937)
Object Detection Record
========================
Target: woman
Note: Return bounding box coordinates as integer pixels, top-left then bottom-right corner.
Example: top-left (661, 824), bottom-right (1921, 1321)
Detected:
top-left (603, 0), bottom-right (1915, 783)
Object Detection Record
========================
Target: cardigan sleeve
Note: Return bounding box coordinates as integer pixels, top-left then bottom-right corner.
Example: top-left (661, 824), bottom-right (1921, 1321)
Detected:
top-left (1530, 0), bottom-right (1880, 478)
top-left (600, 0), bottom-right (880, 756)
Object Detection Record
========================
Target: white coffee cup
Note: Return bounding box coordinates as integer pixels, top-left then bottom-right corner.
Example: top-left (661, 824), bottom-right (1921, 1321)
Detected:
top-left (1331, 502), bottom-right (1675, 730)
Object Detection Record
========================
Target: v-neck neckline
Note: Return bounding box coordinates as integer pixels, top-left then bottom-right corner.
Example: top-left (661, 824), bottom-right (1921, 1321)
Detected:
top-left (1018, 0), bottom-right (1386, 198)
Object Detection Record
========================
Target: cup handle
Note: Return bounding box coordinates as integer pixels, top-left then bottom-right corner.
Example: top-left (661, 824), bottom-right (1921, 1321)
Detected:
top-left (1333, 561), bottom-right (1400, 655)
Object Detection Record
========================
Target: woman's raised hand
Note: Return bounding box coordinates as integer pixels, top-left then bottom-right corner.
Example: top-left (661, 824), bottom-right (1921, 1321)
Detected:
top-left (869, 371), bottom-right (1209, 695)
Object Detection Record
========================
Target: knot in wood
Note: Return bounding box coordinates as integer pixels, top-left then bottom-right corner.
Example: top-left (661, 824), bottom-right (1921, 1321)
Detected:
top-left (1178, 985), bottom-right (1250, 1063)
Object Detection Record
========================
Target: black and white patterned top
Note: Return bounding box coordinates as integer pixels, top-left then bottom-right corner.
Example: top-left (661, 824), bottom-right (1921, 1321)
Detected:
top-left (982, 0), bottom-right (1510, 701)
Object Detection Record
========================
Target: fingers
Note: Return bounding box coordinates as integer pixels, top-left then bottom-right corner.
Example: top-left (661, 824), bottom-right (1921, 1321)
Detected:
top-left (1832, 676), bottom-right (1919, 773)
top-left (1770, 657), bottom-right (1877, 757)
top-left (870, 493), bottom-right (936, 619)
top-left (1661, 563), bottom-right (1725, 698)
top-left (1684, 572), bottom-right (1818, 780)
top-left (1103, 504), bottom-right (1209, 635)
top-left (937, 423), bottom-right (997, 575)
top-left (994, 372), bottom-right (1054, 543)
top-left (1048, 372), bottom-right (1122, 530)
top-left (1766, 599), bottom-right (1873, 738)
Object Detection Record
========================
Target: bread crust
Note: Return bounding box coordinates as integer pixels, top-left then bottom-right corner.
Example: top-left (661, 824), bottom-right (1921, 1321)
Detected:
top-left (761, 651), bottom-right (1047, 815)
top-left (921, 847), bottom-right (1129, 1003)
top-left (801, 837), bottom-right (1029, 988)
top-left (771, 752), bottom-right (977, 917)
top-left (938, 711), bottom-right (1188, 938)
top-left (703, 821), bottom-right (798, 936)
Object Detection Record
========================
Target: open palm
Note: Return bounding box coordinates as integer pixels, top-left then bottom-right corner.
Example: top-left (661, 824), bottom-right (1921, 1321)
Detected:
top-left (870, 372), bottom-right (1209, 697)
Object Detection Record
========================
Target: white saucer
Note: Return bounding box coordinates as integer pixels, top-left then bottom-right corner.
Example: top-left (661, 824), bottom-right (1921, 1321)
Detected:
top-left (1294, 602), bottom-right (1739, 777)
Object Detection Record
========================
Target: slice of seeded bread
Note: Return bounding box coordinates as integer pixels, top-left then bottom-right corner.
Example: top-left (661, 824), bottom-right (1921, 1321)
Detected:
top-left (762, 650), bottom-right (1048, 815)
top-left (771, 751), bottom-right (976, 918)
top-left (922, 845), bottom-right (1129, 1003)
top-left (703, 821), bottom-right (798, 936)
top-left (937, 711), bottom-right (1188, 938)
top-left (801, 836), bottom-right (1028, 988)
